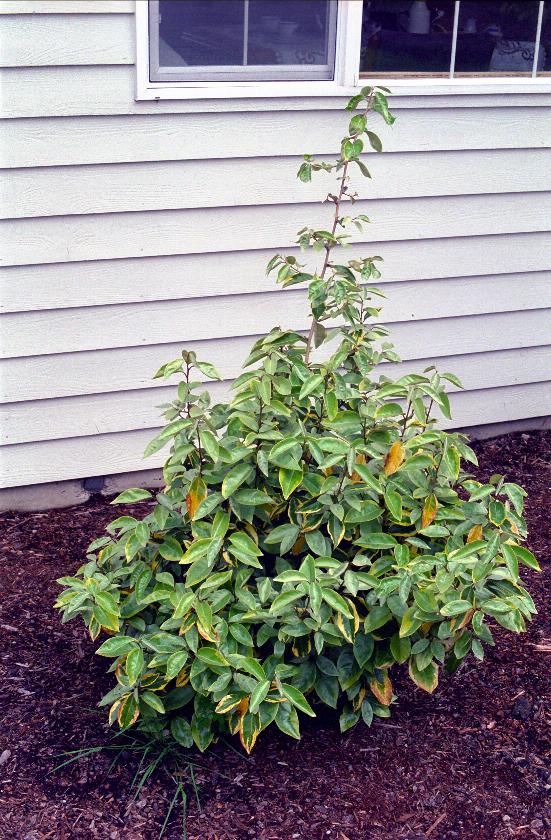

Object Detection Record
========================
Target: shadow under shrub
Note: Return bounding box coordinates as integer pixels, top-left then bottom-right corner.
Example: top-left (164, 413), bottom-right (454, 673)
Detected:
top-left (56, 89), bottom-right (539, 753)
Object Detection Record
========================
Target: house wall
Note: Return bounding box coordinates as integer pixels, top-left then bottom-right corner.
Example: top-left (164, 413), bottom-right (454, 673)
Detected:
top-left (1, 1), bottom-right (550, 506)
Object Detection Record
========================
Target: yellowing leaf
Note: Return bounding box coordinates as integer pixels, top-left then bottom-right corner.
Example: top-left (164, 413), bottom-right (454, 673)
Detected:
top-left (368, 671), bottom-right (393, 706)
top-left (467, 524), bottom-right (483, 543)
top-left (291, 534), bottom-right (305, 555)
top-left (186, 476), bottom-right (207, 519)
top-left (409, 659), bottom-right (438, 694)
top-left (421, 494), bottom-right (438, 529)
top-left (384, 441), bottom-right (404, 476)
top-left (351, 453), bottom-right (366, 483)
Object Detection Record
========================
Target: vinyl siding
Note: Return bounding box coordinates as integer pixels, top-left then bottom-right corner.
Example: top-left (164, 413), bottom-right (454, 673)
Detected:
top-left (1, 2), bottom-right (550, 490)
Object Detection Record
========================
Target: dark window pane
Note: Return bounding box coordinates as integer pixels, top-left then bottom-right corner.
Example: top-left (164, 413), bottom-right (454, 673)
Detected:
top-left (455, 1), bottom-right (541, 74)
top-left (156, 0), bottom-right (335, 77)
top-left (248, 0), bottom-right (332, 67)
top-left (360, 1), bottom-right (456, 75)
top-left (539, 2), bottom-right (551, 73)
top-left (159, 0), bottom-right (245, 67)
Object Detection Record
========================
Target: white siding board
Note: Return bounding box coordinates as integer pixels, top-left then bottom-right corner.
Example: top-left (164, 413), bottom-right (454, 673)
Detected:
top-left (3, 341), bottom-right (551, 406)
top-left (3, 381), bottom-right (550, 487)
top-left (0, 2), bottom-right (134, 12)
top-left (3, 347), bottom-right (551, 446)
top-left (2, 276), bottom-right (551, 359)
top-left (2, 65), bottom-right (551, 118)
top-left (0, 14), bottom-right (134, 67)
top-left (6, 149), bottom-right (551, 220)
top-left (2, 233), bottom-right (549, 313)
top-left (4, 193), bottom-right (551, 268)
top-left (4, 108), bottom-right (551, 168)
top-left (1, 311), bottom-right (549, 400)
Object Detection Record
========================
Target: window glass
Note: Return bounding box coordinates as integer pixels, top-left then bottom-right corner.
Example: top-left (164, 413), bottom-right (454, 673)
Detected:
top-left (455, 1), bottom-right (541, 75)
top-left (539, 2), bottom-right (551, 73)
top-left (152, 0), bottom-right (337, 82)
top-left (360, 1), bottom-right (456, 75)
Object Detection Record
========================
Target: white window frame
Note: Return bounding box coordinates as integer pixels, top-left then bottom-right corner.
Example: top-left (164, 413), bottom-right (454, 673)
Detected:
top-left (135, 0), bottom-right (363, 100)
top-left (135, 0), bottom-right (551, 101)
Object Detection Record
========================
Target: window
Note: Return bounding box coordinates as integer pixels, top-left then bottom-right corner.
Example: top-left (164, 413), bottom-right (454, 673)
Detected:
top-left (149, 0), bottom-right (338, 82)
top-left (135, 0), bottom-right (551, 99)
top-left (360, 1), bottom-right (550, 78)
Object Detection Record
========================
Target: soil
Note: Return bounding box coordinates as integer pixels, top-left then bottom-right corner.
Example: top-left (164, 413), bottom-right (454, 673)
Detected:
top-left (0, 431), bottom-right (549, 840)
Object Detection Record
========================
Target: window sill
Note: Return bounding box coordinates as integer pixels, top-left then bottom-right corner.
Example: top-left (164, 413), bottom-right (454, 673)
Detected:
top-left (135, 76), bottom-right (551, 102)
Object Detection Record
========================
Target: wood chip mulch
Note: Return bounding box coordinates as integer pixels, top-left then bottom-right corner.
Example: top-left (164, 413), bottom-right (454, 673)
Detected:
top-left (0, 430), bottom-right (549, 840)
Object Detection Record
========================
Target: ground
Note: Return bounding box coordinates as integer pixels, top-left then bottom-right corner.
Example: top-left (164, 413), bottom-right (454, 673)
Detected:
top-left (0, 431), bottom-right (549, 840)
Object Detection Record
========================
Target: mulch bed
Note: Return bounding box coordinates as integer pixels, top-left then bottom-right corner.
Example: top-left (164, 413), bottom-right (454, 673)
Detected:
top-left (0, 430), bottom-right (549, 840)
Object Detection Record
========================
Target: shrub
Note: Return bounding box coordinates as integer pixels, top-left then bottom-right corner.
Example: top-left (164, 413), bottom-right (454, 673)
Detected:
top-left (56, 88), bottom-right (539, 753)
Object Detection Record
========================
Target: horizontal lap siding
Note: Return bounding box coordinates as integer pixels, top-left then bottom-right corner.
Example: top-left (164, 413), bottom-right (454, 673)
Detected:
top-left (2, 381), bottom-right (550, 488)
top-left (1, 8), bottom-right (550, 488)
top-left (6, 149), bottom-right (551, 220)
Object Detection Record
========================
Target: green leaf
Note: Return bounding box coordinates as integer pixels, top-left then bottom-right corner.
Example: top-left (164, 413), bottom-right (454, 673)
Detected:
top-left (321, 588), bottom-right (353, 618)
top-left (232, 489), bottom-right (273, 506)
top-left (363, 605), bottom-right (391, 633)
top-left (390, 634), bottom-right (411, 664)
top-left (511, 544), bottom-right (540, 571)
top-left (280, 684), bottom-right (316, 717)
top-left (264, 523), bottom-right (300, 554)
top-left (96, 636), bottom-right (137, 658)
top-left (158, 535), bottom-right (184, 562)
top-left (249, 680), bottom-right (271, 714)
top-left (440, 600), bottom-right (472, 617)
top-left (384, 488), bottom-right (402, 521)
top-left (275, 702), bottom-right (301, 739)
top-left (195, 359), bottom-right (222, 380)
top-left (279, 468), bottom-right (304, 500)
top-left (361, 699), bottom-right (374, 727)
top-left (305, 530), bottom-right (329, 557)
top-left (111, 488), bottom-right (152, 504)
top-left (356, 533), bottom-right (397, 549)
top-left (270, 590), bottom-right (303, 613)
top-left (125, 646), bottom-right (144, 683)
top-left (199, 429), bottom-right (219, 461)
top-left (141, 691), bottom-right (165, 714)
top-left (170, 716), bottom-right (193, 747)
top-left (196, 647), bottom-right (229, 668)
top-left (221, 463), bottom-right (254, 499)
top-left (299, 374), bottom-right (324, 400)
top-left (353, 631), bottom-right (374, 668)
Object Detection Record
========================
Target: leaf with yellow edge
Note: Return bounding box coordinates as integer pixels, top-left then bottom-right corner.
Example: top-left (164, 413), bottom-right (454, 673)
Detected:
top-left (368, 671), bottom-right (393, 706)
top-left (185, 476), bottom-right (207, 519)
top-left (467, 524), bottom-right (483, 543)
top-left (408, 658), bottom-right (438, 693)
top-left (239, 711), bottom-right (261, 754)
top-left (384, 441), bottom-right (405, 476)
top-left (336, 611), bottom-right (353, 642)
top-left (175, 668), bottom-right (190, 687)
top-left (421, 493), bottom-right (438, 529)
top-left (215, 693), bottom-right (246, 715)
top-left (347, 598), bottom-right (361, 634)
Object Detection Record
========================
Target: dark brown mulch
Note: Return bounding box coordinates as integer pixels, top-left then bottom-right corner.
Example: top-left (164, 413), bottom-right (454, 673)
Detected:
top-left (0, 431), bottom-right (549, 840)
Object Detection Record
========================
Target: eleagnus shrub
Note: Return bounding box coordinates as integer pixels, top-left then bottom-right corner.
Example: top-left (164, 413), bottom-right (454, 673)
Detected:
top-left (56, 89), bottom-right (539, 753)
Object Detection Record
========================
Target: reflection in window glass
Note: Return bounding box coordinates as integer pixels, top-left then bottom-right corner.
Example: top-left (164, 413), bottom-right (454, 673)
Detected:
top-left (360, 1), bottom-right (456, 75)
top-left (154, 0), bottom-right (336, 81)
top-left (455, 1), bottom-right (541, 75)
top-left (539, 2), bottom-right (551, 73)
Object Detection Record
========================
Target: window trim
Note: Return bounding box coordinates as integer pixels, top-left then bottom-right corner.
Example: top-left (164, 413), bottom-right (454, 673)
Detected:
top-left (135, 0), bottom-right (551, 101)
top-left (148, 0), bottom-right (339, 83)
top-left (135, 0), bottom-right (363, 100)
